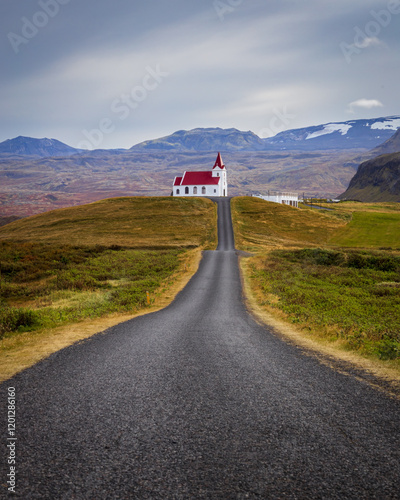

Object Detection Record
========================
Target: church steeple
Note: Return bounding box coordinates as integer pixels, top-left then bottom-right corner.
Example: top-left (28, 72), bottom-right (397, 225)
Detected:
top-left (212, 152), bottom-right (225, 170)
top-left (172, 151), bottom-right (227, 197)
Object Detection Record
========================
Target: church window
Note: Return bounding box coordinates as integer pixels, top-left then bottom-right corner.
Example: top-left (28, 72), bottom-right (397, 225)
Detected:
top-left (193, 186), bottom-right (197, 194)
top-left (202, 186), bottom-right (206, 194)
top-left (185, 187), bottom-right (189, 194)
top-left (176, 189), bottom-right (180, 195)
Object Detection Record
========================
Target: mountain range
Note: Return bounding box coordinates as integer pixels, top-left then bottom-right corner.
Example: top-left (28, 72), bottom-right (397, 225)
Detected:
top-left (262, 116), bottom-right (400, 151)
top-left (0, 116), bottom-right (399, 217)
top-left (1, 115), bottom-right (400, 157)
top-left (130, 117), bottom-right (400, 152)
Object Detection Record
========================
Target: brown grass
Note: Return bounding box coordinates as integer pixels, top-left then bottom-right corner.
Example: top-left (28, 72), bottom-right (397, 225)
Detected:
top-left (0, 196), bottom-right (218, 249)
top-left (231, 196), bottom-right (346, 251)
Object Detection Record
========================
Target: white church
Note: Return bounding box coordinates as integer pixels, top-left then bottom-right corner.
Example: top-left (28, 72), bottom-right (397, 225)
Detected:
top-left (172, 153), bottom-right (228, 197)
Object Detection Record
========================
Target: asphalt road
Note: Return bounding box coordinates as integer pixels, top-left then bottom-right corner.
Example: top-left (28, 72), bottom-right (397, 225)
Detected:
top-left (1, 198), bottom-right (400, 499)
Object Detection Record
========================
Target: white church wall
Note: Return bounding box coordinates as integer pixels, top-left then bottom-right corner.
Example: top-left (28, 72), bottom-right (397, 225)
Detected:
top-left (174, 185), bottom-right (221, 197)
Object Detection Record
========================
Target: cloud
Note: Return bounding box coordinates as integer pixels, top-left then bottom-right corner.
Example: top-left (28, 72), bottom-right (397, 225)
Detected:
top-left (355, 36), bottom-right (384, 49)
top-left (1, 0), bottom-right (399, 148)
top-left (347, 99), bottom-right (384, 113)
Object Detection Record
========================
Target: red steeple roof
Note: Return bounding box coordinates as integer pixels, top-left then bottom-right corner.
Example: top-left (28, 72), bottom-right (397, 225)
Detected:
top-left (212, 152), bottom-right (225, 170)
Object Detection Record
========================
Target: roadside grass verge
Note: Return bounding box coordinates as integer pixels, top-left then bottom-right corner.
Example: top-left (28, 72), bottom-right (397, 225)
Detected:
top-left (247, 249), bottom-right (400, 362)
top-left (231, 197), bottom-right (400, 371)
top-left (0, 197), bottom-right (217, 380)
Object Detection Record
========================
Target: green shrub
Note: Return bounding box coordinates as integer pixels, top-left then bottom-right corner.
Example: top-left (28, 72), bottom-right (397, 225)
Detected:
top-left (0, 306), bottom-right (40, 337)
top-left (54, 271), bottom-right (101, 291)
top-left (376, 337), bottom-right (400, 360)
top-left (0, 242), bottom-right (183, 336)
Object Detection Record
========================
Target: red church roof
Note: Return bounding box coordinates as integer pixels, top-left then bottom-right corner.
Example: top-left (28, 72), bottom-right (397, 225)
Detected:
top-left (176, 171), bottom-right (220, 186)
top-left (173, 176), bottom-right (183, 186)
top-left (213, 152), bottom-right (225, 170)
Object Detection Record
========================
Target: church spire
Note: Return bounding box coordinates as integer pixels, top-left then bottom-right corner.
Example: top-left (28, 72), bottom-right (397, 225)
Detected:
top-left (212, 152), bottom-right (225, 170)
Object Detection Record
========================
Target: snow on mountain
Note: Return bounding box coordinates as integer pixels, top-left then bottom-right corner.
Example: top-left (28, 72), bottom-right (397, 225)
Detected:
top-left (306, 123), bottom-right (352, 140)
top-left (264, 116), bottom-right (400, 150)
top-left (2, 116), bottom-right (400, 158)
top-left (129, 117), bottom-right (400, 153)
top-left (370, 118), bottom-right (400, 131)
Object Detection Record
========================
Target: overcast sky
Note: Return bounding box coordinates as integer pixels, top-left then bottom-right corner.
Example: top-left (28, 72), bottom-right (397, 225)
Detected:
top-left (1, 0), bottom-right (400, 149)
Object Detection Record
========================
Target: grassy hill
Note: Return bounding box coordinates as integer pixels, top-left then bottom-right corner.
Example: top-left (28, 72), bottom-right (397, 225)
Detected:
top-left (231, 196), bottom-right (348, 251)
top-left (0, 196), bottom-right (217, 248)
top-left (232, 197), bottom-right (400, 250)
top-left (0, 197), bottom-right (217, 380)
top-left (232, 197), bottom-right (400, 370)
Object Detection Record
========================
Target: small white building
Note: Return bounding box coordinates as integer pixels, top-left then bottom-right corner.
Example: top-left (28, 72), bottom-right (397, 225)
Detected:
top-left (173, 153), bottom-right (228, 197)
top-left (253, 192), bottom-right (299, 207)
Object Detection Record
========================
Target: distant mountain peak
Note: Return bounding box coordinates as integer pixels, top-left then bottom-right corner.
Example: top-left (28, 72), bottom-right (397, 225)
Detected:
top-left (0, 136), bottom-right (82, 158)
top-left (130, 127), bottom-right (265, 152)
top-left (263, 115), bottom-right (400, 150)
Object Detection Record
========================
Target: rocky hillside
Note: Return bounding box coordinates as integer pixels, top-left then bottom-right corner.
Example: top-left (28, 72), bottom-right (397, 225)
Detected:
top-left (340, 152), bottom-right (400, 202)
top-left (368, 128), bottom-right (400, 157)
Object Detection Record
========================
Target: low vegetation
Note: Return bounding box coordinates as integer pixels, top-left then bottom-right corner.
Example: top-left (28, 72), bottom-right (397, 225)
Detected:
top-left (0, 242), bottom-right (182, 338)
top-left (248, 248), bottom-right (400, 360)
top-left (232, 197), bottom-right (400, 366)
top-left (0, 197), bottom-right (217, 379)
